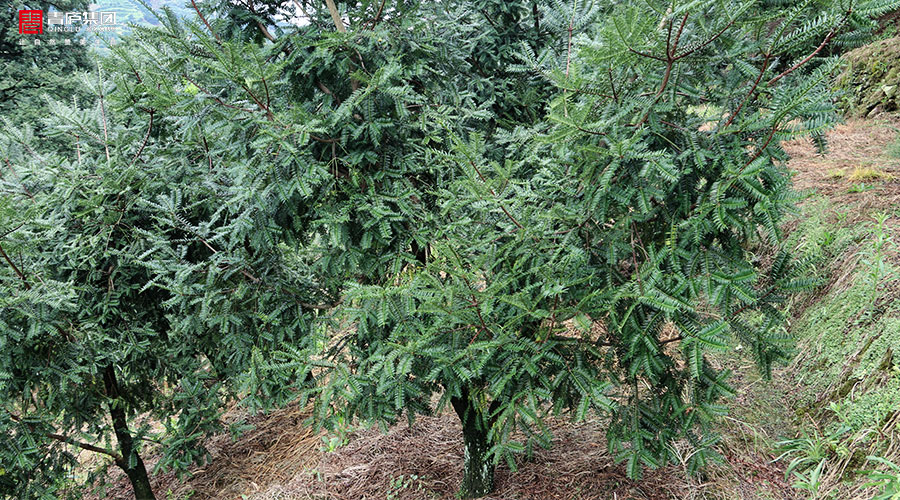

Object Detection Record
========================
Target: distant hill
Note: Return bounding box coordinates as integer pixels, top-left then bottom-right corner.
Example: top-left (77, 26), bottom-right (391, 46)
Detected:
top-left (90, 0), bottom-right (195, 36)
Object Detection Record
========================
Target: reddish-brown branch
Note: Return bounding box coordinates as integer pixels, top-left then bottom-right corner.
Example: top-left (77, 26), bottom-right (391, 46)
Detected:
top-left (726, 10), bottom-right (850, 129)
top-left (0, 241), bottom-right (29, 289)
top-left (46, 433), bottom-right (124, 461)
top-left (191, 0), bottom-right (222, 44)
top-left (742, 124), bottom-right (779, 170)
top-left (767, 23), bottom-right (841, 87)
top-left (128, 110), bottom-right (154, 169)
top-left (240, 83), bottom-right (275, 121)
top-left (631, 14), bottom-right (690, 128)
top-left (671, 13), bottom-right (689, 57)
top-left (722, 53), bottom-right (771, 128)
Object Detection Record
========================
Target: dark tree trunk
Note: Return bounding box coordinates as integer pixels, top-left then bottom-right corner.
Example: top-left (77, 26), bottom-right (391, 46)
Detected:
top-left (104, 365), bottom-right (157, 500)
top-left (451, 389), bottom-right (495, 499)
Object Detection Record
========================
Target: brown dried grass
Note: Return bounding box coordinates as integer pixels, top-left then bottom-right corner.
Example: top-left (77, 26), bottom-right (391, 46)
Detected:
top-left (783, 118), bottom-right (900, 222)
top-left (84, 402), bottom-right (321, 500)
top-left (249, 412), bottom-right (789, 500)
top-left (783, 117), bottom-right (900, 300)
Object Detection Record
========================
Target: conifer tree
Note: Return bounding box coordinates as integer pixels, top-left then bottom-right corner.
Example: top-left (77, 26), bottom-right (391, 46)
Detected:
top-left (1, 1), bottom-right (93, 150)
top-left (3, 0), bottom-right (900, 499)
top-left (306, 0), bottom-right (900, 497)
top-left (3, 0), bottom-right (561, 497)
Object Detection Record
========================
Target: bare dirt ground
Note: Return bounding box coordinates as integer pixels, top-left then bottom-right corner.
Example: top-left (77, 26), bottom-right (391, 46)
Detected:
top-left (88, 117), bottom-right (900, 500)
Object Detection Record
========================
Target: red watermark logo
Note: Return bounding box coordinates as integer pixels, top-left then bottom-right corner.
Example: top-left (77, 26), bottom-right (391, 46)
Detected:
top-left (19, 10), bottom-right (43, 34)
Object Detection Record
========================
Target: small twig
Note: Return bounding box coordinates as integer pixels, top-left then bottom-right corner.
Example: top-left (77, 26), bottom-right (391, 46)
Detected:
top-left (462, 275), bottom-right (490, 342)
top-left (631, 14), bottom-right (688, 128)
top-left (368, 0), bottom-right (386, 29)
top-left (128, 110), bottom-right (154, 169)
top-left (300, 298), bottom-right (343, 310)
top-left (672, 17), bottom-right (735, 61)
top-left (96, 66), bottom-right (111, 167)
top-left (316, 80), bottom-right (335, 96)
top-left (722, 53), bottom-right (771, 128)
top-left (0, 241), bottom-right (29, 289)
top-left (261, 75), bottom-right (271, 111)
top-left (630, 225), bottom-right (644, 294)
top-left (628, 47), bottom-right (666, 62)
top-left (182, 75), bottom-right (255, 113)
top-left (191, 0), bottom-right (222, 44)
top-left (608, 67), bottom-right (619, 104)
top-left (556, 86), bottom-right (614, 99)
top-left (290, 0), bottom-right (312, 22)
top-left (47, 433), bottom-right (123, 461)
top-left (201, 134), bottom-right (213, 171)
top-left (240, 83), bottom-right (275, 121)
top-left (564, 0), bottom-right (576, 79)
top-left (7, 414), bottom-right (123, 461)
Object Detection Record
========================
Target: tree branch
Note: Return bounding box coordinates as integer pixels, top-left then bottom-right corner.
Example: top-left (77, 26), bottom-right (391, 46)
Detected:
top-left (191, 0), bottom-right (222, 43)
top-left (128, 110), bottom-right (154, 169)
top-left (7, 414), bottom-right (123, 461)
top-left (0, 241), bottom-right (29, 289)
top-left (46, 433), bottom-right (124, 461)
top-left (325, 0), bottom-right (346, 32)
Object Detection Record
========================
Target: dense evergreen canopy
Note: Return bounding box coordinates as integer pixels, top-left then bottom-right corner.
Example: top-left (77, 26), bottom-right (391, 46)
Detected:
top-left (2, 0), bottom-right (899, 498)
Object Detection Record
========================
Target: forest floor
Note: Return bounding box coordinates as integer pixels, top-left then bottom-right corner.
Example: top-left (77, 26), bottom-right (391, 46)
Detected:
top-left (86, 117), bottom-right (900, 500)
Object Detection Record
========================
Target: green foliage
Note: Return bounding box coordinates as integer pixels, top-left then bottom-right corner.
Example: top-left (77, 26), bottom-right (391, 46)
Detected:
top-left (1, 1), bottom-right (93, 151)
top-left (775, 425), bottom-right (852, 497)
top-left (0, 69), bottom-right (231, 498)
top-left (888, 132), bottom-right (900, 158)
top-left (861, 212), bottom-right (897, 314)
top-left (776, 425), bottom-right (851, 475)
top-left (303, 0), bottom-right (893, 491)
top-left (863, 456), bottom-right (900, 500)
top-left (3, 0), bottom-right (899, 498)
top-left (790, 208), bottom-right (899, 435)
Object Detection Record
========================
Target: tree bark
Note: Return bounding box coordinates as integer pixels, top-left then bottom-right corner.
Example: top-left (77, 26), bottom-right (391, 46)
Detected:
top-left (451, 389), bottom-right (495, 498)
top-left (104, 365), bottom-right (157, 500)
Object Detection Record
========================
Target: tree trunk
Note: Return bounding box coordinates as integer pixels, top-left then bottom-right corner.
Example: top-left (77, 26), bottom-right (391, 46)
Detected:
top-left (451, 390), bottom-right (495, 499)
top-left (104, 366), bottom-right (157, 500)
